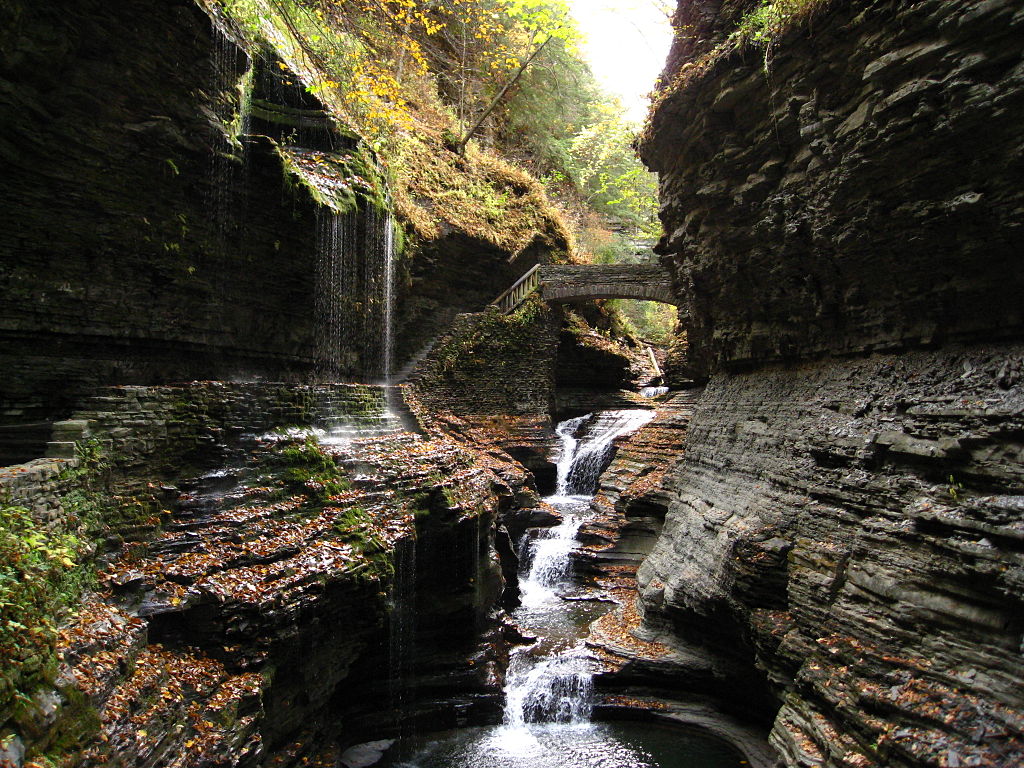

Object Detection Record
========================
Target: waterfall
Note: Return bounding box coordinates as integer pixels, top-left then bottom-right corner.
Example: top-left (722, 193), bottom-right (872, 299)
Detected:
top-left (209, 24), bottom-right (251, 264)
top-left (314, 207), bottom-right (397, 382)
top-left (385, 410), bottom-right (738, 768)
top-left (519, 516), bottom-right (584, 594)
top-left (554, 410), bottom-right (656, 497)
top-left (552, 415), bottom-right (588, 498)
top-left (314, 210), bottom-right (357, 380)
top-left (500, 410), bottom-right (654, 738)
top-left (383, 214), bottom-right (396, 383)
top-left (503, 650), bottom-right (594, 728)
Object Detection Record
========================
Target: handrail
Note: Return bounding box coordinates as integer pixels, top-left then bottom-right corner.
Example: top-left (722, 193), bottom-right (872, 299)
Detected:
top-left (491, 264), bottom-right (540, 314)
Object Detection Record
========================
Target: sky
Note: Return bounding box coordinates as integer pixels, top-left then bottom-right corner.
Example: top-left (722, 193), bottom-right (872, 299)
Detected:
top-left (565, 0), bottom-right (674, 123)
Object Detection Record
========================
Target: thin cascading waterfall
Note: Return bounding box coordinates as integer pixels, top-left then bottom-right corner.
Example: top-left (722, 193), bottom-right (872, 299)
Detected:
top-left (315, 207), bottom-right (393, 382)
top-left (208, 24), bottom-right (251, 264)
top-left (379, 211), bottom-right (402, 427)
top-left (360, 207), bottom-right (381, 379)
top-left (559, 410), bottom-right (657, 497)
top-left (314, 211), bottom-right (345, 380)
top-left (382, 213), bottom-right (396, 383)
top-left (351, 206), bottom-right (394, 381)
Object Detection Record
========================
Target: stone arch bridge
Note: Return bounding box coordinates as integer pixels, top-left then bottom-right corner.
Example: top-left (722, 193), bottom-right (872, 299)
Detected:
top-left (493, 264), bottom-right (678, 312)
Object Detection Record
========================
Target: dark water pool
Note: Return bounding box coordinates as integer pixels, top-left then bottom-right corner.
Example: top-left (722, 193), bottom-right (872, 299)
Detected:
top-left (379, 721), bottom-right (747, 768)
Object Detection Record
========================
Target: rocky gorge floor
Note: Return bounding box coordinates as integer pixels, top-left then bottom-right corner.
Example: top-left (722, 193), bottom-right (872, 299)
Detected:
top-left (17, 420), bottom-right (524, 768)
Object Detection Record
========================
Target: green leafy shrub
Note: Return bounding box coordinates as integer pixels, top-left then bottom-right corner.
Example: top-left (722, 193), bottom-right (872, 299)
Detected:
top-left (736, 0), bottom-right (830, 47)
top-left (0, 505), bottom-right (88, 718)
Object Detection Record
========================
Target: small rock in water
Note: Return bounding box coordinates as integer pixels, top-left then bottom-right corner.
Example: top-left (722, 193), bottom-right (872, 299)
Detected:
top-left (340, 739), bottom-right (396, 768)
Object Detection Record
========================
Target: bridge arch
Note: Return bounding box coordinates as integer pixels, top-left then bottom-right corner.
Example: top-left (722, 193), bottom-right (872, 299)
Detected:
top-left (537, 264), bottom-right (678, 306)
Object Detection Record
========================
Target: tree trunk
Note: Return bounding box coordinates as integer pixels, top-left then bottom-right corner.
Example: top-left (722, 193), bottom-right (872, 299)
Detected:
top-left (455, 35), bottom-right (552, 155)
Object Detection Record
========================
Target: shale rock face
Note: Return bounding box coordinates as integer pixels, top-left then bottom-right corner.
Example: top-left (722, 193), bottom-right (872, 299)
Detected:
top-left (643, 0), bottom-right (1024, 377)
top-left (638, 1), bottom-right (1024, 766)
top-left (0, 0), bottom-right (325, 441)
top-left (638, 348), bottom-right (1024, 766)
top-left (0, 0), bottom-right (568, 465)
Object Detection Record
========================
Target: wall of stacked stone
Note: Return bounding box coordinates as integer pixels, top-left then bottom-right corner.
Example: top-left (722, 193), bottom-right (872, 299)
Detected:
top-left (408, 307), bottom-right (560, 421)
top-left (0, 458), bottom-right (79, 527)
top-left (0, 382), bottom-right (388, 525)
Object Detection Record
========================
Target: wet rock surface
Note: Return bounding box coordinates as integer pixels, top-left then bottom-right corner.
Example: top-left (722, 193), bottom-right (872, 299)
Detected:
top-left (639, 347), bottom-right (1024, 766)
top-left (30, 422), bottom-right (514, 767)
top-left (638, 1), bottom-right (1024, 765)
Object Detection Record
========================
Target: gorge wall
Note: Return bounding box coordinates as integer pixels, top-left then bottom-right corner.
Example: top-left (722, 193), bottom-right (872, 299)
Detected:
top-left (0, 0), bottom-right (322, 441)
top-left (0, 0), bottom-right (566, 466)
top-left (639, 1), bottom-right (1024, 766)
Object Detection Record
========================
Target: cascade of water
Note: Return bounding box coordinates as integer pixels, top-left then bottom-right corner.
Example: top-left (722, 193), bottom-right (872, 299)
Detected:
top-left (209, 25), bottom-right (251, 264)
top-left (500, 410), bottom-right (656, 737)
top-left (556, 410), bottom-right (657, 497)
top-left (553, 415), bottom-right (589, 497)
top-left (346, 206), bottom-right (394, 382)
top-left (520, 516), bottom-right (584, 592)
top-left (640, 386), bottom-right (669, 398)
top-left (314, 210), bottom-right (353, 380)
top-left (313, 196), bottom-right (401, 382)
top-left (503, 649), bottom-right (594, 728)
top-left (383, 213), bottom-right (396, 383)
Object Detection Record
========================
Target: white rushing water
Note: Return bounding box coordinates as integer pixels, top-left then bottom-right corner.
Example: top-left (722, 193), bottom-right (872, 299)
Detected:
top-left (382, 213), bottom-right (396, 383)
top-left (386, 408), bottom-right (746, 768)
top-left (499, 409), bottom-right (656, 747)
top-left (554, 410), bottom-right (657, 498)
top-left (640, 386), bottom-right (669, 399)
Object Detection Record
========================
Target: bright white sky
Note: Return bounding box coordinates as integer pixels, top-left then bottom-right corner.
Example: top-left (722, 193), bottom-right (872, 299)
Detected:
top-left (565, 0), bottom-right (674, 123)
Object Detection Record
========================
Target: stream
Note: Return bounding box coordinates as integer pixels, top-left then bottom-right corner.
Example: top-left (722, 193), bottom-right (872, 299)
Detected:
top-left (381, 410), bottom-right (745, 768)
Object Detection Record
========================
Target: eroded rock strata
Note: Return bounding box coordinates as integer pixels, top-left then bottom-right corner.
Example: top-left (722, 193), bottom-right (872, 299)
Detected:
top-left (637, 1), bottom-right (1024, 766)
top-left (1, 383), bottom-right (519, 766)
top-left (0, 0), bottom-right (567, 465)
top-left (645, 0), bottom-right (1024, 376)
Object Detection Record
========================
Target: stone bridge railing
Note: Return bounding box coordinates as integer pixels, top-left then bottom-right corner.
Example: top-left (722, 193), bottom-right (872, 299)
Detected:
top-left (492, 263), bottom-right (678, 313)
top-left (538, 264), bottom-right (678, 306)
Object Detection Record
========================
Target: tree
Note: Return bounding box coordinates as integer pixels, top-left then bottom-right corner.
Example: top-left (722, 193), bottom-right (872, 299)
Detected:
top-left (566, 104), bottom-right (659, 233)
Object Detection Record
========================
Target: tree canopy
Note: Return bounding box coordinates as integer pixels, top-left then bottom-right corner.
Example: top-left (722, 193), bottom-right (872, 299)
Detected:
top-left (221, 0), bottom-right (661, 257)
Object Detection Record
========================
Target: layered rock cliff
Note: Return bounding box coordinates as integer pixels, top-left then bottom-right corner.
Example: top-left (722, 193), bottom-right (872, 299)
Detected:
top-left (0, 0), bottom-right (569, 464)
top-left (638, 1), bottom-right (1024, 765)
top-left (0, 1), bottom-right (323, 443)
top-left (1, 383), bottom-right (517, 766)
